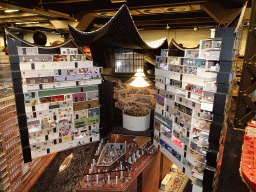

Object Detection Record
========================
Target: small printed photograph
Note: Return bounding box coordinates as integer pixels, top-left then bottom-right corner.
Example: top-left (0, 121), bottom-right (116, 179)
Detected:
top-left (202, 40), bottom-right (212, 49)
top-left (161, 49), bottom-right (169, 57)
top-left (212, 40), bottom-right (222, 49)
top-left (53, 55), bottom-right (69, 62)
top-left (70, 55), bottom-right (79, 61)
top-left (156, 94), bottom-right (165, 106)
top-left (52, 95), bottom-right (64, 102)
top-left (40, 97), bottom-right (52, 104)
top-left (73, 92), bottom-right (87, 102)
top-left (70, 54), bottom-right (86, 61)
top-left (154, 120), bottom-right (161, 131)
top-left (17, 47), bottom-right (38, 55)
top-left (156, 56), bottom-right (167, 64)
top-left (28, 120), bottom-right (41, 133)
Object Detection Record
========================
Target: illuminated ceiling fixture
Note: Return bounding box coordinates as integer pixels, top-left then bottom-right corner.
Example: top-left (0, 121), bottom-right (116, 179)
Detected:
top-left (130, 69), bottom-right (150, 88)
top-left (110, 0), bottom-right (127, 3)
top-left (194, 26), bottom-right (199, 31)
top-left (15, 21), bottom-right (39, 25)
top-left (166, 24), bottom-right (170, 29)
top-left (5, 9), bottom-right (19, 13)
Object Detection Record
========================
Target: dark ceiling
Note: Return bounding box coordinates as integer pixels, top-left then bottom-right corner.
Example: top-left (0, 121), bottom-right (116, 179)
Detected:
top-left (0, 0), bottom-right (250, 32)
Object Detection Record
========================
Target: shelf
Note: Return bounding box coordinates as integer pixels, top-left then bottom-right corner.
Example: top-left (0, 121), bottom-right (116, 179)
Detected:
top-left (192, 178), bottom-right (203, 188)
top-left (24, 77), bottom-right (101, 86)
top-left (194, 153), bottom-right (206, 165)
top-left (191, 162), bottom-right (204, 178)
top-left (25, 82), bottom-right (101, 92)
top-left (190, 139), bottom-right (209, 149)
top-left (191, 124), bottom-right (210, 133)
top-left (188, 146), bottom-right (207, 157)
top-left (205, 70), bottom-right (219, 73)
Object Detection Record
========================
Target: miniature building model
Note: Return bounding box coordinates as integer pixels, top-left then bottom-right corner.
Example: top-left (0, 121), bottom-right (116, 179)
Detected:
top-left (78, 134), bottom-right (158, 192)
top-left (153, 27), bottom-right (242, 192)
top-left (97, 143), bottom-right (126, 166)
top-left (0, 54), bottom-right (56, 192)
top-left (6, 29), bottom-right (102, 161)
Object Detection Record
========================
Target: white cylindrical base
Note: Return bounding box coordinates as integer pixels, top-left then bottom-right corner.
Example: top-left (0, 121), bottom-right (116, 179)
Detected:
top-left (123, 113), bottom-right (150, 131)
top-left (96, 175), bottom-right (99, 184)
top-left (116, 176), bottom-right (118, 185)
top-left (128, 157), bottom-right (132, 164)
top-left (108, 175), bottom-right (110, 184)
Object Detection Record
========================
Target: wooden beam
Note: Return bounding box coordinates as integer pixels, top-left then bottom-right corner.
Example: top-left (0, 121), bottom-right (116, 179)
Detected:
top-left (0, 1), bottom-right (76, 20)
top-left (201, 2), bottom-right (224, 23)
top-left (50, 20), bottom-right (79, 29)
top-left (13, 23), bottom-right (56, 29)
top-left (0, 12), bottom-right (38, 19)
top-left (0, 17), bottom-right (48, 23)
top-left (201, 2), bottom-right (242, 24)
top-left (76, 13), bottom-right (95, 31)
top-left (40, 0), bottom-right (92, 4)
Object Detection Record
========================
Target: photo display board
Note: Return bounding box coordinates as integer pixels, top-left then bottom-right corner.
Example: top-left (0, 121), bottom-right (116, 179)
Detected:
top-left (6, 32), bottom-right (102, 161)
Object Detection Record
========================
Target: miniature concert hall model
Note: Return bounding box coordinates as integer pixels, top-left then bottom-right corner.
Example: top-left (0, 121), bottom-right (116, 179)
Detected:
top-left (159, 164), bottom-right (189, 192)
top-left (114, 76), bottom-right (156, 131)
top-left (6, 29), bottom-right (102, 161)
top-left (78, 134), bottom-right (158, 192)
top-left (240, 122), bottom-right (256, 191)
top-left (154, 27), bottom-right (241, 192)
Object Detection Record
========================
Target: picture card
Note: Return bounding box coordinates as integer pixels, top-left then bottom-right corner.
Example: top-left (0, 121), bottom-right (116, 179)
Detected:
top-left (60, 48), bottom-right (78, 55)
top-left (161, 49), bottom-right (169, 57)
top-left (17, 47), bottom-right (38, 55)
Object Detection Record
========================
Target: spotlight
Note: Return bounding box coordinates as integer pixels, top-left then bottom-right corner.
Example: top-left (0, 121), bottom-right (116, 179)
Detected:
top-left (194, 26), bottom-right (198, 31)
top-left (166, 24), bottom-right (170, 29)
top-left (5, 9), bottom-right (19, 13)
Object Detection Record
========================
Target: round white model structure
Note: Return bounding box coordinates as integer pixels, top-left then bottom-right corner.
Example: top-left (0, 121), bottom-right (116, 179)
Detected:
top-left (123, 112), bottom-right (150, 131)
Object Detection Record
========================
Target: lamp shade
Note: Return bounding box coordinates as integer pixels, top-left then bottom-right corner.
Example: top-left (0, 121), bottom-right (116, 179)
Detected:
top-left (129, 72), bottom-right (149, 87)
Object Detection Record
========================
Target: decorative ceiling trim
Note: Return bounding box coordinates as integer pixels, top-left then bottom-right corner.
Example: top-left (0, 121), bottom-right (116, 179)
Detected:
top-left (93, 4), bottom-right (203, 18)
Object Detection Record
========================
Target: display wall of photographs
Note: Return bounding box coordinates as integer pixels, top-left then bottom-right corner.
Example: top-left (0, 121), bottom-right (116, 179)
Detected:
top-left (17, 46), bottom-right (102, 159)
